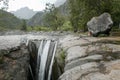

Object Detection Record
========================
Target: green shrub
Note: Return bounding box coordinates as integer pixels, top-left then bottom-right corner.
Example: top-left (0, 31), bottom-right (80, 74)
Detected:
top-left (59, 49), bottom-right (66, 62)
top-left (27, 26), bottom-right (51, 31)
top-left (59, 21), bottom-right (73, 31)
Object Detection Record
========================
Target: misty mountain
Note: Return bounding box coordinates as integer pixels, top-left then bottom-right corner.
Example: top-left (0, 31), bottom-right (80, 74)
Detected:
top-left (28, 0), bottom-right (69, 26)
top-left (0, 10), bottom-right (22, 30)
top-left (57, 0), bottom-right (69, 17)
top-left (55, 0), bottom-right (66, 7)
top-left (11, 7), bottom-right (38, 19)
top-left (27, 11), bottom-right (44, 26)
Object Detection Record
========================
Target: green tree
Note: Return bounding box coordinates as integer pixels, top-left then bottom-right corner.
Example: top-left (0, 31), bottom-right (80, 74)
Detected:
top-left (0, 0), bottom-right (9, 10)
top-left (21, 19), bottom-right (27, 31)
top-left (43, 3), bottom-right (65, 30)
top-left (111, 1), bottom-right (120, 27)
top-left (69, 0), bottom-right (87, 32)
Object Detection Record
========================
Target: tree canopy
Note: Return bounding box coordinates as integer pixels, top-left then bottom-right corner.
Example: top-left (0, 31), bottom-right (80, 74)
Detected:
top-left (0, 0), bottom-right (9, 10)
top-left (43, 3), bottom-right (65, 30)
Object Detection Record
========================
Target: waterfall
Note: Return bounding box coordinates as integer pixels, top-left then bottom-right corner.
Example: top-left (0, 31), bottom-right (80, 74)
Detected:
top-left (36, 40), bottom-right (44, 80)
top-left (47, 41), bottom-right (57, 80)
top-left (38, 40), bottom-right (51, 80)
top-left (36, 40), bottom-right (57, 80)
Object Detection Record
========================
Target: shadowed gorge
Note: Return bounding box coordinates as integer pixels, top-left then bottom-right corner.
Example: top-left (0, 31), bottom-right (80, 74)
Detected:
top-left (28, 39), bottom-right (61, 80)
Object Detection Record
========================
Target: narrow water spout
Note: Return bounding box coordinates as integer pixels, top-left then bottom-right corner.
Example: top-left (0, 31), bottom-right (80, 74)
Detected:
top-left (36, 40), bottom-right (44, 80)
top-left (29, 40), bottom-right (58, 80)
top-left (38, 40), bottom-right (51, 80)
top-left (47, 41), bottom-right (57, 80)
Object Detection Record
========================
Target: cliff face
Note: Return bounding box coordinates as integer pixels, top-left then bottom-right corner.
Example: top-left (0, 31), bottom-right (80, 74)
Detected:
top-left (0, 44), bottom-right (29, 80)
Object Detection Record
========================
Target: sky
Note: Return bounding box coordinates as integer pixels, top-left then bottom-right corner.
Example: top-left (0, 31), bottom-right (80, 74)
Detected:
top-left (7, 0), bottom-right (57, 12)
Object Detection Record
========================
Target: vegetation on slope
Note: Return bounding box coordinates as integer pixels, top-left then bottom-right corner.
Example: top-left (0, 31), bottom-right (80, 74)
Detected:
top-left (0, 10), bottom-right (22, 31)
top-left (0, 0), bottom-right (120, 32)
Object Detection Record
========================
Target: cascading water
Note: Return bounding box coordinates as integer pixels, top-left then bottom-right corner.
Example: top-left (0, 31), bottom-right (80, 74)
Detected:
top-left (38, 40), bottom-right (51, 80)
top-left (31, 39), bottom-right (58, 80)
top-left (36, 40), bottom-right (44, 80)
top-left (47, 41), bottom-right (57, 80)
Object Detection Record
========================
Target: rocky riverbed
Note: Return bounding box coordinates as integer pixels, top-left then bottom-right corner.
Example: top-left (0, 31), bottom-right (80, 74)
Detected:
top-left (0, 31), bottom-right (71, 80)
top-left (59, 35), bottom-right (120, 80)
top-left (0, 31), bottom-right (120, 80)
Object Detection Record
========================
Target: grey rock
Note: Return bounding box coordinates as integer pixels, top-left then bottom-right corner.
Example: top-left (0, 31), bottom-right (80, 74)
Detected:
top-left (59, 35), bottom-right (120, 80)
top-left (87, 13), bottom-right (113, 37)
top-left (66, 46), bottom-right (88, 63)
top-left (82, 72), bottom-right (110, 80)
top-left (65, 55), bottom-right (103, 71)
top-left (0, 44), bottom-right (29, 80)
top-left (59, 62), bottom-right (99, 80)
top-left (60, 36), bottom-right (89, 50)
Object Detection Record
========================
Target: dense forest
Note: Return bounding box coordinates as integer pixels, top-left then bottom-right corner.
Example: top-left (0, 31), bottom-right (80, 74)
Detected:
top-left (0, 0), bottom-right (120, 32)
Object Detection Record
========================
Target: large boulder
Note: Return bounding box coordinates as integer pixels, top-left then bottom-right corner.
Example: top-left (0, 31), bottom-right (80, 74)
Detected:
top-left (87, 13), bottom-right (113, 37)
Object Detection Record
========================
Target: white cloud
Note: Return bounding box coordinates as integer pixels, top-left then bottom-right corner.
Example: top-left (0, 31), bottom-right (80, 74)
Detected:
top-left (8, 0), bottom-right (57, 11)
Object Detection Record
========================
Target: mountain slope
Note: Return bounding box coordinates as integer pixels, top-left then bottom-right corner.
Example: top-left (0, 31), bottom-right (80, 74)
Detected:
top-left (27, 11), bottom-right (44, 26)
top-left (11, 7), bottom-right (38, 19)
top-left (0, 10), bottom-right (22, 30)
top-left (55, 0), bottom-right (67, 7)
top-left (57, 0), bottom-right (69, 17)
top-left (28, 0), bottom-right (69, 26)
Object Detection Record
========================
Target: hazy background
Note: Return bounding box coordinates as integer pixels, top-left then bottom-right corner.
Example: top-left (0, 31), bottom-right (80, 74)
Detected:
top-left (8, 0), bottom-right (66, 12)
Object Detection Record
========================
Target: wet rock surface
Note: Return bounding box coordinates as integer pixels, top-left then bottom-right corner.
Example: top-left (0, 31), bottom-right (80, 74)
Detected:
top-left (59, 35), bottom-right (120, 80)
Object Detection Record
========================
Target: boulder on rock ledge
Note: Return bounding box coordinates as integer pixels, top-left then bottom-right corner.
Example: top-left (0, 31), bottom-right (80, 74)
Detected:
top-left (87, 13), bottom-right (113, 37)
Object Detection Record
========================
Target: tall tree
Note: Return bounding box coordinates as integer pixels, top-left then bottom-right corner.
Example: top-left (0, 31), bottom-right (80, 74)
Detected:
top-left (21, 19), bottom-right (27, 31)
top-left (0, 0), bottom-right (9, 10)
top-left (111, 0), bottom-right (120, 27)
top-left (43, 3), bottom-right (64, 30)
top-left (69, 0), bottom-right (86, 32)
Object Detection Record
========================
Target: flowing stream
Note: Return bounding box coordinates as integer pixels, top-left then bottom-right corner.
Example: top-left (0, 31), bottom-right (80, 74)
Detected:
top-left (35, 40), bottom-right (57, 80)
